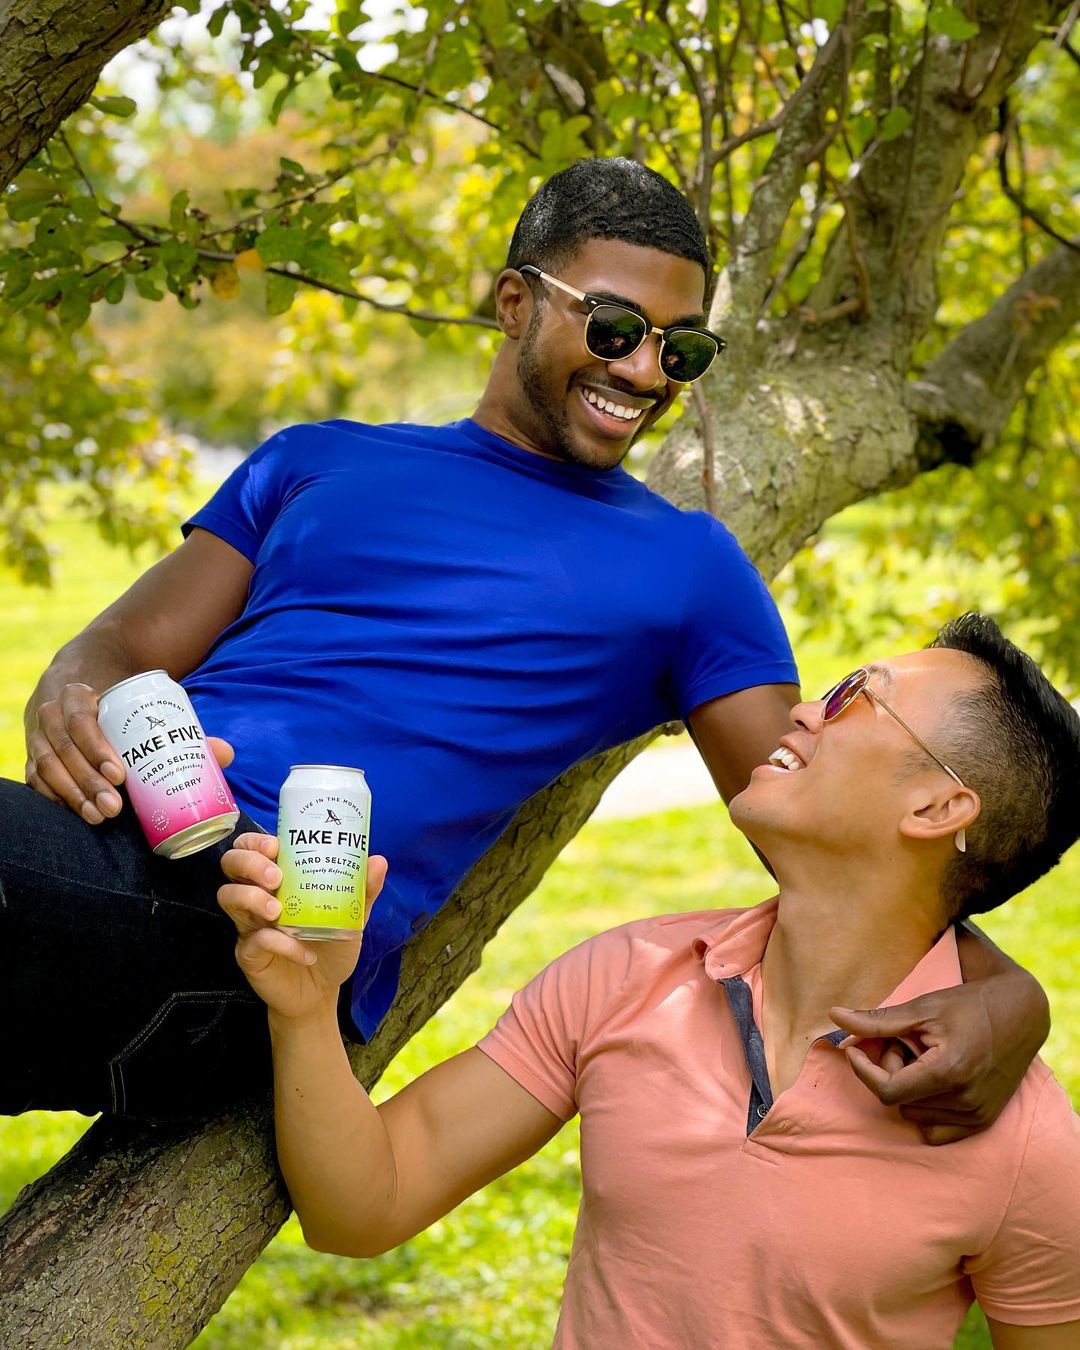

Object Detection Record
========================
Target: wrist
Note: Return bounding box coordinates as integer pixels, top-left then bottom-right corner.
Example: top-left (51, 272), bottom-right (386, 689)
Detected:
top-left (267, 999), bottom-right (342, 1041)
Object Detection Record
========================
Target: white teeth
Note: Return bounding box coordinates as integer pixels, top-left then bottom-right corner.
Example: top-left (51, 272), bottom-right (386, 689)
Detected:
top-left (582, 388), bottom-right (642, 421)
top-left (768, 748), bottom-right (804, 772)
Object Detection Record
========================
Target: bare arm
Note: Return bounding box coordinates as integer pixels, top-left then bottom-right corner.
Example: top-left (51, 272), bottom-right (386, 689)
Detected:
top-left (219, 836), bottom-right (564, 1259)
top-left (24, 528), bottom-right (253, 820)
top-left (273, 1020), bottom-right (562, 1257)
top-left (987, 1319), bottom-right (1080, 1348)
top-left (687, 683), bottom-right (801, 804)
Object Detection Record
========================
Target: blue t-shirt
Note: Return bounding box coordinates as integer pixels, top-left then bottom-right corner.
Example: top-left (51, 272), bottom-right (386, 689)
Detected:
top-left (183, 418), bottom-right (796, 1037)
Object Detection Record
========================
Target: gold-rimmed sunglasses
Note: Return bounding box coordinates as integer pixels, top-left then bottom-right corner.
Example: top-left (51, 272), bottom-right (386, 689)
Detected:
top-left (518, 265), bottom-right (725, 383)
top-left (821, 668), bottom-right (969, 853)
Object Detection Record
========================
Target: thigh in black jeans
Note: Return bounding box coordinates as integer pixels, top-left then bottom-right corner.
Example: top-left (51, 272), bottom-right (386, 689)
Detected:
top-left (0, 777), bottom-right (279, 1121)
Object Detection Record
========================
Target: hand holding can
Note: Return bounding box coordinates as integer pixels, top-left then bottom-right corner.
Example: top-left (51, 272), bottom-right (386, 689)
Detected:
top-left (276, 765), bottom-right (372, 940)
top-left (219, 832), bottom-right (387, 1022)
top-left (97, 670), bottom-right (239, 858)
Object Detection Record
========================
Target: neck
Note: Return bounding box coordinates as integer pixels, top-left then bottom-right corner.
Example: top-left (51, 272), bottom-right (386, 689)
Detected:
top-left (758, 843), bottom-right (946, 1092)
top-left (472, 353), bottom-right (557, 461)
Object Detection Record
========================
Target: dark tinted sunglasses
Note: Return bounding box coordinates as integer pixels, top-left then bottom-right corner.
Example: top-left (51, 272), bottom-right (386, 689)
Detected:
top-left (518, 264), bottom-right (725, 383)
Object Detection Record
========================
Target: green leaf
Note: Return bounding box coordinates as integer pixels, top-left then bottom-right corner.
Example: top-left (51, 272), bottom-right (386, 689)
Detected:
top-left (252, 59), bottom-right (276, 90)
top-left (104, 273), bottom-right (127, 304)
top-left (255, 223), bottom-right (303, 265)
top-left (207, 4), bottom-right (228, 38)
top-left (134, 270), bottom-right (165, 301)
top-left (879, 106), bottom-right (913, 141)
top-left (160, 239), bottom-right (198, 278)
top-left (5, 187), bottom-right (58, 221)
top-left (58, 283), bottom-right (93, 331)
top-left (90, 95), bottom-right (137, 118)
top-left (14, 169), bottom-right (57, 193)
top-left (270, 79), bottom-right (296, 122)
top-left (279, 157), bottom-right (306, 177)
top-left (927, 6), bottom-right (979, 40)
top-left (538, 113), bottom-right (593, 166)
top-left (266, 271), bottom-right (299, 315)
top-left (337, 4), bottom-right (364, 38)
top-left (169, 190), bottom-right (190, 231)
top-left (477, 0), bottom-right (510, 43)
top-left (333, 44), bottom-right (361, 74)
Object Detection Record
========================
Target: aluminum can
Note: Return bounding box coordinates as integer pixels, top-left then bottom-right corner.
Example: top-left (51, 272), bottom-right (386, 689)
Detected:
top-left (97, 670), bottom-right (239, 859)
top-left (276, 765), bottom-right (371, 941)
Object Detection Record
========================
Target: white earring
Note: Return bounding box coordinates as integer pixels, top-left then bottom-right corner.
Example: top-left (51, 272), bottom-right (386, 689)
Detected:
top-left (955, 828), bottom-right (967, 854)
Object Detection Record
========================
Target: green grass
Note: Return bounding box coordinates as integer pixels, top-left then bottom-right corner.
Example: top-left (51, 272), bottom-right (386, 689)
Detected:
top-left (2, 493), bottom-right (1077, 1348)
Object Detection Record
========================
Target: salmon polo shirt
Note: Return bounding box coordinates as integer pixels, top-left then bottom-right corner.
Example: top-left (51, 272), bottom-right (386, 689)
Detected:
top-left (477, 900), bottom-right (1080, 1349)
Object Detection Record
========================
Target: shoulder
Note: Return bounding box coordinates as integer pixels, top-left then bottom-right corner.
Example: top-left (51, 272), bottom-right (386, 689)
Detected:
top-left (256, 418), bottom-right (437, 456)
top-left (237, 419), bottom-right (448, 484)
top-left (1016, 1063), bottom-right (1080, 1163)
top-left (978, 1060), bottom-right (1080, 1225)
top-left (561, 908), bottom-right (743, 990)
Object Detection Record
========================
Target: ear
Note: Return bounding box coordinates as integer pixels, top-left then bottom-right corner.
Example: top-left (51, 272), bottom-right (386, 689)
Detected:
top-left (899, 783), bottom-right (981, 851)
top-left (493, 268), bottom-right (535, 339)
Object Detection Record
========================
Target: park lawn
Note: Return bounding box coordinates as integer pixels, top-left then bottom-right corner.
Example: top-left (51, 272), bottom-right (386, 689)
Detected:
top-left (2, 494), bottom-right (1077, 1347)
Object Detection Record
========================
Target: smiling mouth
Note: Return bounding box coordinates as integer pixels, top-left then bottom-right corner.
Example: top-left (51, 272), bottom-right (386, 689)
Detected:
top-left (576, 384), bottom-right (652, 432)
top-left (766, 747), bottom-right (806, 772)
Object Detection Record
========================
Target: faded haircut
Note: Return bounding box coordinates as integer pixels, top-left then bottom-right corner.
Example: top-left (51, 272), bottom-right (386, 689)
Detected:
top-left (931, 612), bottom-right (1080, 921)
top-left (506, 158), bottom-right (710, 281)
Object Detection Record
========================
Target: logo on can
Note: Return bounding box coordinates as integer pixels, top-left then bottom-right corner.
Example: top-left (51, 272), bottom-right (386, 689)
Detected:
top-left (97, 670), bottom-right (239, 859)
top-left (276, 765), bottom-right (371, 941)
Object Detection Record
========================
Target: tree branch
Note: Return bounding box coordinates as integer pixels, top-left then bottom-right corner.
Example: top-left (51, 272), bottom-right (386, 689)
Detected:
top-left (908, 238), bottom-right (1080, 462)
top-left (997, 100), bottom-right (1080, 254)
top-left (96, 212), bottom-right (501, 330)
top-left (708, 3), bottom-right (858, 348)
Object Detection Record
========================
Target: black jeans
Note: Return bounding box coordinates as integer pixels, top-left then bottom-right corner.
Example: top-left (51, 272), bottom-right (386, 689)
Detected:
top-left (0, 777), bottom-right (286, 1121)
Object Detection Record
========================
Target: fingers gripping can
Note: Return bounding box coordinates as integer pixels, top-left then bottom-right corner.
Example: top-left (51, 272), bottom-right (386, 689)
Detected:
top-left (97, 670), bottom-right (239, 858)
top-left (276, 766), bottom-right (371, 941)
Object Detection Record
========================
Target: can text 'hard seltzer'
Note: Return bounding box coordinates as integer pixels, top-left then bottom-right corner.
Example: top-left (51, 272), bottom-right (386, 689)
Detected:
top-left (97, 670), bottom-right (239, 859)
top-left (276, 765), bottom-right (371, 941)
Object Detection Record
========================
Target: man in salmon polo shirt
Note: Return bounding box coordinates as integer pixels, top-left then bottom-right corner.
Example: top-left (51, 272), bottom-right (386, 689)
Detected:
top-left (218, 612), bottom-right (1080, 1348)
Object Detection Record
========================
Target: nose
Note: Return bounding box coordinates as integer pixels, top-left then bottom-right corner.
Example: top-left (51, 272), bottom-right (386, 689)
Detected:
top-left (603, 332), bottom-right (668, 395)
top-left (790, 697), bottom-right (825, 735)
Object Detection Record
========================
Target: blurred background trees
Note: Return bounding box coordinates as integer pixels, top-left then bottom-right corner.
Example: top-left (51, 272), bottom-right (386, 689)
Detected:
top-left (3, 0), bottom-right (1077, 671)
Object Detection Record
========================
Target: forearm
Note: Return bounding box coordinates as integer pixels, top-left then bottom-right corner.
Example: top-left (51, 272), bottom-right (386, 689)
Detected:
top-left (955, 920), bottom-right (1020, 981)
top-left (956, 921), bottom-right (1050, 1046)
top-left (269, 1004), bottom-right (400, 1258)
top-left (25, 622), bottom-right (139, 734)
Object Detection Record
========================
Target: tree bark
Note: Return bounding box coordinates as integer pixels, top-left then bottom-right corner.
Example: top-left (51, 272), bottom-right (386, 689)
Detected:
top-left (0, 0), bottom-right (174, 193)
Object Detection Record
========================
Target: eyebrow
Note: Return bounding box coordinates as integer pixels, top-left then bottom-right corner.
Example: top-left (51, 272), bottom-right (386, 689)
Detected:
top-left (865, 662), bottom-right (895, 689)
top-left (585, 288), bottom-right (706, 329)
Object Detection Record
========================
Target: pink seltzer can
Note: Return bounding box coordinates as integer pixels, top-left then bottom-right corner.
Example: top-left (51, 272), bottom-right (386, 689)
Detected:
top-left (97, 670), bottom-right (239, 859)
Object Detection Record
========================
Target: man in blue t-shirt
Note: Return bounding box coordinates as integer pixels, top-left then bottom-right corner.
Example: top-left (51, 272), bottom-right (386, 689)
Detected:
top-left (5, 159), bottom-right (1046, 1123)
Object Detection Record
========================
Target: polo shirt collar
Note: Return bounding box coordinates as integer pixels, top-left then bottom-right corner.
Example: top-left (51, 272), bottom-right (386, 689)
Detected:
top-left (691, 897), bottom-right (963, 1016)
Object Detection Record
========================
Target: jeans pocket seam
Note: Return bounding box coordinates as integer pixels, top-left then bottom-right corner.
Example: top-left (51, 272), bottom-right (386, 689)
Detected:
top-left (108, 989), bottom-right (259, 1115)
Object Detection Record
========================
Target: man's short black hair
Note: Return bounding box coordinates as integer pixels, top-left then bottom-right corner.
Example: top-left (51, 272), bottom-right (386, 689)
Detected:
top-left (931, 612), bottom-right (1080, 921)
top-left (506, 158), bottom-right (710, 279)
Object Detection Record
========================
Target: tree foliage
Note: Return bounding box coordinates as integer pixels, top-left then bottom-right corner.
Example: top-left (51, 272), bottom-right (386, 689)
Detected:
top-left (2, 1), bottom-right (1077, 664)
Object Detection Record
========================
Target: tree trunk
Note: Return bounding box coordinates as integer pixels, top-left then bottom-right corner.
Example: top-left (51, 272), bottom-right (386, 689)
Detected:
top-left (0, 1), bottom-right (174, 193)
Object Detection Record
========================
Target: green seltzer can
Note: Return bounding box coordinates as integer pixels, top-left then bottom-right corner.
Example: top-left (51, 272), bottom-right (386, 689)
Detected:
top-left (276, 765), bottom-right (371, 941)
